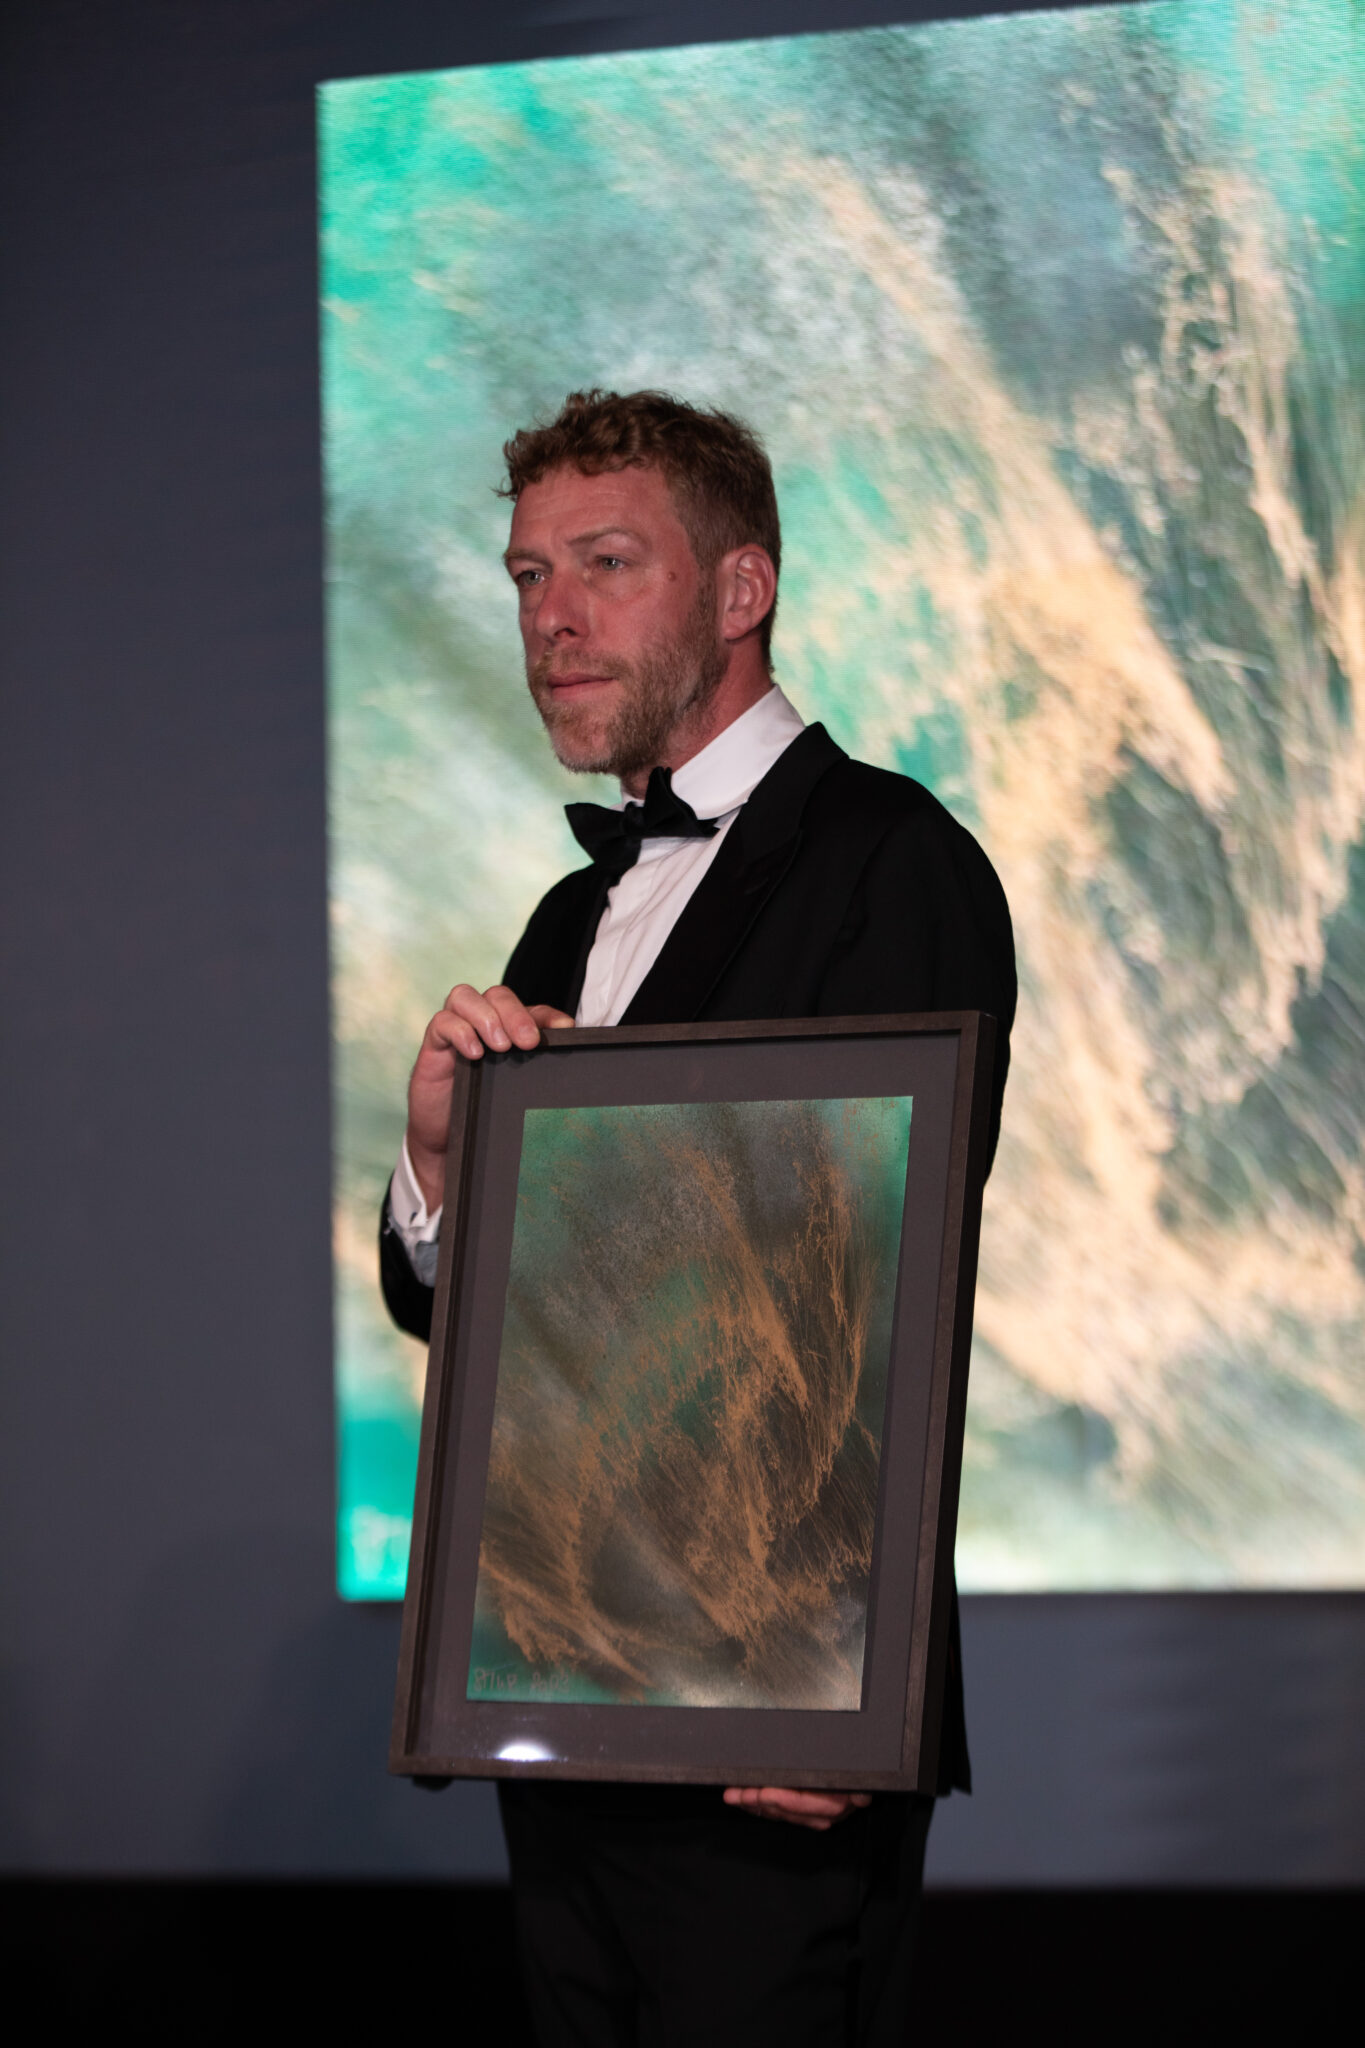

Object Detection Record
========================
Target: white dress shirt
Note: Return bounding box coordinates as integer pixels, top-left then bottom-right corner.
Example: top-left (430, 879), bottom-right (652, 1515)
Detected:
top-left (390, 684), bottom-right (806, 1260)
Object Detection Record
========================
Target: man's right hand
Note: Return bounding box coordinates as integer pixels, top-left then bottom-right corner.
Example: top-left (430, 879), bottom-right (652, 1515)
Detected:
top-left (406, 984), bottom-right (574, 1211)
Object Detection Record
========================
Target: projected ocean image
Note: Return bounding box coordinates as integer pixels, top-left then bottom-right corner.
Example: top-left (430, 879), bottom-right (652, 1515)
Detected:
top-left (321, 0), bottom-right (1365, 1594)
top-left (466, 1097), bottom-right (911, 1709)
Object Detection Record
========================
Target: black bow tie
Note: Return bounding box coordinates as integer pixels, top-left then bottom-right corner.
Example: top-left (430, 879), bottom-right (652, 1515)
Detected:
top-left (565, 766), bottom-right (719, 878)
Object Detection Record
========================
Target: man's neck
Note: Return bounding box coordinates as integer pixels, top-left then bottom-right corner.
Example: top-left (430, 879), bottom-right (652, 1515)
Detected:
top-left (620, 663), bottom-right (773, 799)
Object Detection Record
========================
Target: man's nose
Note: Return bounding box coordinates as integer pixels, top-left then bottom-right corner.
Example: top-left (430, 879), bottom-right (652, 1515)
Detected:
top-left (531, 568), bottom-right (588, 641)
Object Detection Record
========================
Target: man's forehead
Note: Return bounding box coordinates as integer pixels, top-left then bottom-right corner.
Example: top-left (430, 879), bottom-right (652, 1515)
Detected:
top-left (507, 461), bottom-right (684, 541)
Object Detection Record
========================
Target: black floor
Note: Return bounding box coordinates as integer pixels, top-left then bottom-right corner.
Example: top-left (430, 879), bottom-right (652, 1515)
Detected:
top-left (5, 1882), bottom-right (1357, 2041)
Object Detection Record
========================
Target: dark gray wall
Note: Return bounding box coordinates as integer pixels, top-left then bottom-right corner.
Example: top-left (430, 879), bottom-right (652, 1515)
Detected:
top-left (1, 0), bottom-right (1361, 1882)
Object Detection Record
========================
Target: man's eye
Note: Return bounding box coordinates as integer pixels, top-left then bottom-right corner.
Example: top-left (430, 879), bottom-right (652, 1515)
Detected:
top-left (513, 568), bottom-right (543, 588)
top-left (595, 554), bottom-right (626, 571)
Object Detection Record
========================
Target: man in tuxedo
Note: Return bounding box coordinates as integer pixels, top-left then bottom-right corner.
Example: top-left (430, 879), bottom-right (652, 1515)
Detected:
top-left (380, 390), bottom-right (1015, 2046)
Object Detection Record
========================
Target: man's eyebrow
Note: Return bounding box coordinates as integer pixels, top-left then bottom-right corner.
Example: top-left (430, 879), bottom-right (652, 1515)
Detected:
top-left (503, 525), bottom-right (647, 566)
top-left (570, 525), bottom-right (647, 549)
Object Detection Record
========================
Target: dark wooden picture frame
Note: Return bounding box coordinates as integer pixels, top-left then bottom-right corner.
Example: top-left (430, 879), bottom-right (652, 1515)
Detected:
top-left (390, 1013), bottom-right (995, 1793)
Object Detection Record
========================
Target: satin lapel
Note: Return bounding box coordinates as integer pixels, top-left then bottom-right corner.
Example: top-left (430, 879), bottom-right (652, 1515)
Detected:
top-left (620, 723), bottom-right (846, 1026)
top-left (502, 865), bottom-right (610, 1017)
top-left (564, 871), bottom-right (612, 1016)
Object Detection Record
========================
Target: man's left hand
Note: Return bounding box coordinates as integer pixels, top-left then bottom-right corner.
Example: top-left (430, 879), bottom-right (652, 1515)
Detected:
top-left (722, 1786), bottom-right (872, 1831)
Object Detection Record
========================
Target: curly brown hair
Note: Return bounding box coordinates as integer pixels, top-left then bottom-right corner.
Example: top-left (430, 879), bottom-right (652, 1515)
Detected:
top-left (501, 389), bottom-right (780, 662)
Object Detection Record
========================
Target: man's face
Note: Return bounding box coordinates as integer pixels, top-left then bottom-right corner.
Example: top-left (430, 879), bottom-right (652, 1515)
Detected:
top-left (505, 463), bottom-right (727, 779)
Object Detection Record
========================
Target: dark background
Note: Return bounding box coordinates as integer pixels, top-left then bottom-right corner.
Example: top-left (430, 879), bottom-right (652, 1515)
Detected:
top-left (1, 0), bottom-right (1361, 1916)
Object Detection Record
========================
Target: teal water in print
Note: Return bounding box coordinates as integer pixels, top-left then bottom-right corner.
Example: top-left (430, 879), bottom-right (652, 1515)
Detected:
top-left (322, 1), bottom-right (1365, 1595)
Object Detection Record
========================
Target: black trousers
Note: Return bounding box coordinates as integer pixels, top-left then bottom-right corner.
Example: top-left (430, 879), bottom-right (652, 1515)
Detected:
top-left (498, 1783), bottom-right (935, 2048)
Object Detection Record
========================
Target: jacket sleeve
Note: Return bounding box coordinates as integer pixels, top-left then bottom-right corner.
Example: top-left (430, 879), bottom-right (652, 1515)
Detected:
top-left (815, 806), bottom-right (1017, 1172)
top-left (815, 803), bottom-right (1013, 1796)
top-left (379, 1178), bottom-right (435, 1344)
top-left (374, 866), bottom-right (603, 1342)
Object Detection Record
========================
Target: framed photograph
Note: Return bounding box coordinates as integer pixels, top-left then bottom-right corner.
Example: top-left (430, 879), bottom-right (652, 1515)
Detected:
top-left (390, 1013), bottom-right (995, 1792)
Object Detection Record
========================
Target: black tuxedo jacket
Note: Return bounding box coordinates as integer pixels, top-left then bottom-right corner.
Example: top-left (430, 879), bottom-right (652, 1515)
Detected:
top-left (381, 722), bottom-right (1016, 1793)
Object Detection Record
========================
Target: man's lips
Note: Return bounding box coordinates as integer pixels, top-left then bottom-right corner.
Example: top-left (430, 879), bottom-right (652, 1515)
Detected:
top-left (542, 672), bottom-right (619, 695)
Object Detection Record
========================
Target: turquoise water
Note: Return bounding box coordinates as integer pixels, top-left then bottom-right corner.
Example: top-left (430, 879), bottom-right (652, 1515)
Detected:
top-left (322, 1), bottom-right (1365, 1595)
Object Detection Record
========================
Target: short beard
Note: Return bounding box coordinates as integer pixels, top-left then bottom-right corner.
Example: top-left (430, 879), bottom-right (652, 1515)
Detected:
top-left (528, 587), bottom-right (727, 780)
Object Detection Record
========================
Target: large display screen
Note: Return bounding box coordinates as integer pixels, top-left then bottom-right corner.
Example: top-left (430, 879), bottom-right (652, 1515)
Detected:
top-left (320, 0), bottom-right (1365, 1598)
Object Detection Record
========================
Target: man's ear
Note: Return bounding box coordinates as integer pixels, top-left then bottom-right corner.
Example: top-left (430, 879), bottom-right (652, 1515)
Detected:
top-left (718, 545), bottom-right (777, 642)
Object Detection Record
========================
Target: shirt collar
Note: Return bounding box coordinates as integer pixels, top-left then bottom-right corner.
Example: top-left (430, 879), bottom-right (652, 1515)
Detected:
top-left (621, 685), bottom-right (806, 820)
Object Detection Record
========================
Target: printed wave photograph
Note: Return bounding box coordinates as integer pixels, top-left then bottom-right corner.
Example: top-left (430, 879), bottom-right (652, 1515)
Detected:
top-left (466, 1096), bottom-right (913, 1711)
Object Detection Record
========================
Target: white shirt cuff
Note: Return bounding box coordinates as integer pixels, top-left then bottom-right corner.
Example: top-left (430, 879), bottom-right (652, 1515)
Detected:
top-left (389, 1135), bottom-right (443, 1257)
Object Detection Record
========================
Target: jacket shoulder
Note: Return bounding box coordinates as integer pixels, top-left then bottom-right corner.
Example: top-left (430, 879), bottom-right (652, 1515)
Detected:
top-left (818, 753), bottom-right (962, 819)
top-left (805, 753), bottom-right (998, 872)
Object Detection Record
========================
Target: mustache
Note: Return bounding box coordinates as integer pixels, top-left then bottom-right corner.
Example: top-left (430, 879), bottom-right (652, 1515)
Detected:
top-left (529, 652), bottom-right (630, 689)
